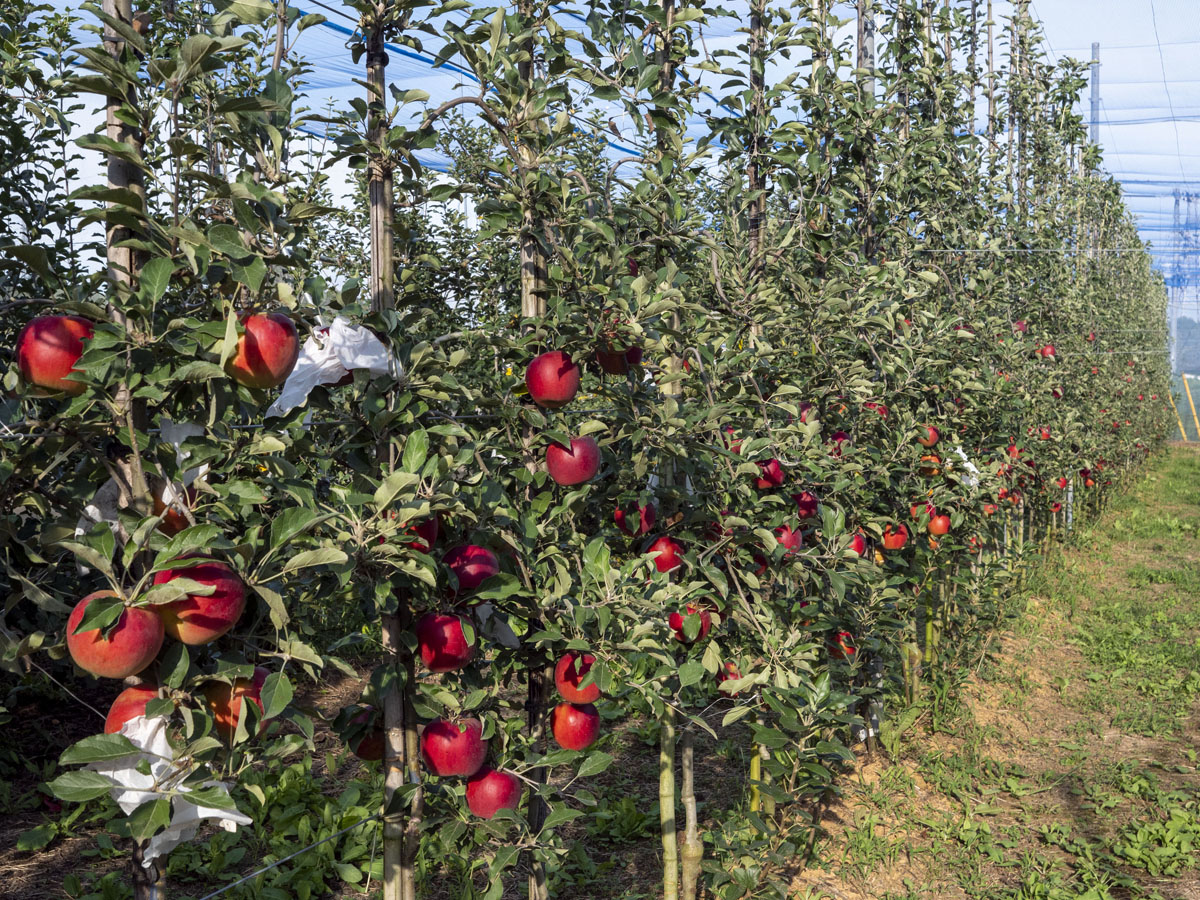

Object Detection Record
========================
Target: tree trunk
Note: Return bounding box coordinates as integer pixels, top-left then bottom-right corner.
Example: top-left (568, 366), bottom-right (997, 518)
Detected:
top-left (679, 731), bottom-right (703, 900)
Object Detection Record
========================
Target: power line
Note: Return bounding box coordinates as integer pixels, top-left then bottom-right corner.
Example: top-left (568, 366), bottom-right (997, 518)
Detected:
top-left (1148, 0), bottom-right (1191, 186)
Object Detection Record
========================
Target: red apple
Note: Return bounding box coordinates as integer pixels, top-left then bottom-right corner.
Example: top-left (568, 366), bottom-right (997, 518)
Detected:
top-left (1056, 477), bottom-right (1069, 489)
top-left (225, 312), bottom-right (299, 390)
top-left (551, 701), bottom-right (600, 751)
top-left (754, 458), bottom-right (785, 489)
top-left (1051, 502), bottom-right (1063, 513)
top-left (849, 532), bottom-right (867, 556)
top-left (829, 431), bottom-right (851, 457)
top-left (716, 661), bottom-right (741, 694)
top-left (152, 558), bottom-right (245, 645)
top-left (443, 545), bottom-right (499, 594)
top-left (466, 767), bottom-right (521, 819)
top-left (863, 401), bottom-right (889, 418)
top-left (555, 651), bottom-right (600, 703)
top-left (151, 481), bottom-right (197, 536)
top-left (614, 502), bottom-right (656, 537)
top-left (721, 426), bottom-right (743, 455)
top-left (928, 514), bottom-right (950, 536)
top-left (525, 351), bottom-right (580, 408)
top-left (416, 613), bottom-right (474, 672)
top-left (104, 682), bottom-right (161, 734)
top-left (917, 426), bottom-right (940, 448)
top-left (420, 717), bottom-right (487, 777)
top-left (799, 401), bottom-right (814, 423)
top-left (1039, 428), bottom-right (1051, 441)
top-left (546, 435), bottom-right (601, 486)
top-left (596, 342), bottom-right (638, 375)
top-left (405, 517), bottom-right (439, 553)
top-left (349, 707), bottom-right (385, 761)
top-left (203, 666), bottom-right (270, 740)
top-left (646, 535), bottom-right (683, 573)
top-left (828, 631), bottom-right (856, 660)
top-left (1013, 320), bottom-right (1027, 333)
top-left (774, 523), bottom-right (803, 556)
top-left (792, 491), bottom-right (819, 519)
top-left (1039, 344), bottom-right (1056, 359)
top-left (66, 591), bottom-right (164, 680)
top-left (1086, 331), bottom-right (1096, 342)
top-left (881, 524), bottom-right (908, 550)
top-left (16, 315), bottom-right (95, 395)
top-left (668, 605), bottom-right (712, 643)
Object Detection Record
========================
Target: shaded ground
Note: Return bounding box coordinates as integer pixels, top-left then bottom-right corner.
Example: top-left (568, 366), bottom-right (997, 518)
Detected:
top-left (791, 445), bottom-right (1200, 900)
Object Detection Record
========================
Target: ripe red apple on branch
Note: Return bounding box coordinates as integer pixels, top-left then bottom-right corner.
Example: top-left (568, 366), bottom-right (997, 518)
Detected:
top-left (881, 524), bottom-right (908, 550)
top-left (848, 532), bottom-right (867, 556)
top-left (104, 682), bottom-right (161, 734)
top-left (614, 501), bottom-right (656, 536)
top-left (16, 315), bottom-right (95, 395)
top-left (225, 312), bottom-right (300, 390)
top-left (443, 544), bottom-right (500, 595)
top-left (466, 767), bottom-right (522, 819)
top-left (928, 514), bottom-right (950, 536)
top-left (203, 666), bottom-right (270, 741)
top-left (917, 426), bottom-right (939, 448)
top-left (754, 458), bottom-right (785, 489)
top-left (151, 557), bottom-right (246, 645)
top-left (416, 612), bottom-right (474, 672)
top-left (792, 491), bottom-right (818, 520)
top-left (66, 591), bottom-right (164, 679)
top-left (668, 605), bottom-right (712, 643)
top-left (551, 701), bottom-right (600, 751)
top-left (546, 435), bottom-right (600, 485)
top-left (347, 707), bottom-right (385, 762)
top-left (525, 351), bottom-right (580, 408)
top-left (420, 718), bottom-right (488, 777)
top-left (555, 651), bottom-right (600, 703)
top-left (646, 535), bottom-right (683, 573)
top-left (716, 661), bottom-right (742, 694)
top-left (828, 631), bottom-right (856, 660)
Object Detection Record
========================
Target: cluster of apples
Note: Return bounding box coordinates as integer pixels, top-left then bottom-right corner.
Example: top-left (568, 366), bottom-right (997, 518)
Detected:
top-left (68, 559), bottom-right (265, 741)
top-left (15, 311), bottom-right (301, 396)
top-left (525, 351), bottom-right (601, 485)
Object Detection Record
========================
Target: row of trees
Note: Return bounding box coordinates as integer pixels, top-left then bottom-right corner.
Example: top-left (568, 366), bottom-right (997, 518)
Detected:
top-left (0, 0), bottom-right (1172, 898)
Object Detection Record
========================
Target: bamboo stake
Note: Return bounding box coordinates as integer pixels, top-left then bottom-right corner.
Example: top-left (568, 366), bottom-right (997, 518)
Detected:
top-left (1168, 389), bottom-right (1189, 441)
top-left (1183, 375), bottom-right (1200, 439)
top-left (660, 707), bottom-right (679, 900)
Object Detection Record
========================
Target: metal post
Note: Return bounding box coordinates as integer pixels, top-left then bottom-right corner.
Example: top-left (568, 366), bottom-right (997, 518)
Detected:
top-left (1089, 43), bottom-right (1100, 145)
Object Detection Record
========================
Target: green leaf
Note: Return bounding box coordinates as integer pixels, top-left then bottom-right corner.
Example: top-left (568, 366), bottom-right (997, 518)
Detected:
top-left (219, 304), bottom-right (239, 369)
top-left (124, 796), bottom-right (172, 842)
top-left (138, 257), bottom-right (173, 303)
top-left (209, 223), bottom-right (246, 259)
top-left (259, 671), bottom-right (293, 719)
top-left (60, 733), bottom-right (138, 765)
top-left (48, 771), bottom-right (115, 803)
top-left (401, 429), bottom-right (429, 474)
top-left (57, 541), bottom-right (113, 577)
top-left (540, 805), bottom-right (582, 831)
top-left (279, 547), bottom-right (348, 575)
top-left (575, 751), bottom-right (613, 779)
top-left (160, 643), bottom-right (190, 690)
top-left (70, 594), bottom-right (124, 636)
top-left (678, 661), bottom-right (705, 688)
top-left (184, 785), bottom-right (239, 811)
top-left (17, 825), bottom-right (56, 851)
top-left (373, 471), bottom-right (419, 510)
top-left (269, 508), bottom-right (319, 551)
